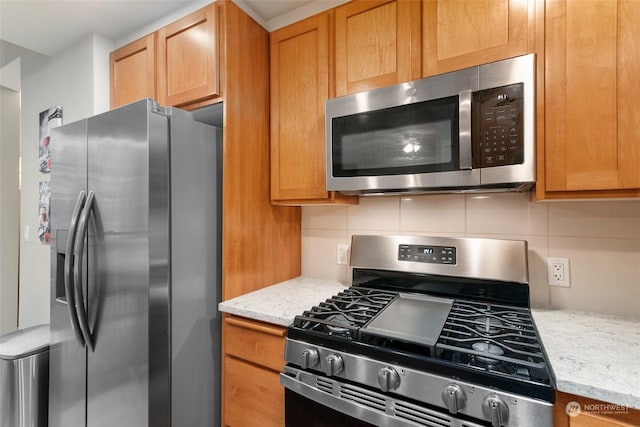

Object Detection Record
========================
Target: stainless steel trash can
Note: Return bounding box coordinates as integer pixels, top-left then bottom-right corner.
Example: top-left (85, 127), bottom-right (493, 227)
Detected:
top-left (0, 324), bottom-right (49, 427)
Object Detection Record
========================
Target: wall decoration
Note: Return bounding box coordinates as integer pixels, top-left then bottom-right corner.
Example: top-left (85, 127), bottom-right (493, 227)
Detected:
top-left (38, 105), bottom-right (63, 173)
top-left (38, 181), bottom-right (51, 244)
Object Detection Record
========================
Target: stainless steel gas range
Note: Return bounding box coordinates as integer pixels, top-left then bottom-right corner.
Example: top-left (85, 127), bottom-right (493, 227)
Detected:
top-left (280, 235), bottom-right (554, 427)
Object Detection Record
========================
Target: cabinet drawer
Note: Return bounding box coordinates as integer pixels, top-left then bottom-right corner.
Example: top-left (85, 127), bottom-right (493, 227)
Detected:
top-left (224, 316), bottom-right (286, 371)
top-left (223, 356), bottom-right (284, 427)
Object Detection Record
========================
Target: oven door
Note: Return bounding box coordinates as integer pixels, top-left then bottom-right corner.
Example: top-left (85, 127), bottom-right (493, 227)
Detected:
top-left (281, 366), bottom-right (486, 427)
top-left (325, 67), bottom-right (480, 195)
top-left (285, 389), bottom-right (375, 427)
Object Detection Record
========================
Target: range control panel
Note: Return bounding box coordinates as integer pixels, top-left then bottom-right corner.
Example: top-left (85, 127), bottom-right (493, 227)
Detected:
top-left (398, 244), bottom-right (457, 265)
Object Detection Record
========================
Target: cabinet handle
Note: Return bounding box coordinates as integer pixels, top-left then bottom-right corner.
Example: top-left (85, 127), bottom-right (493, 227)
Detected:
top-left (225, 316), bottom-right (286, 337)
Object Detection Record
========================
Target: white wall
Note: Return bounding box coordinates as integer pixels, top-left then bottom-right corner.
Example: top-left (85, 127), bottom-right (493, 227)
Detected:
top-left (0, 81), bottom-right (21, 335)
top-left (18, 34), bottom-right (114, 328)
top-left (302, 193), bottom-right (640, 318)
top-left (0, 57), bottom-right (21, 91)
top-left (92, 33), bottom-right (114, 114)
top-left (0, 58), bottom-right (21, 335)
top-left (232, 0), bottom-right (350, 31)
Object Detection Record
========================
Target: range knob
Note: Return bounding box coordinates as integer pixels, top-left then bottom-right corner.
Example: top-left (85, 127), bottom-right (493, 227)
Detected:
top-left (482, 394), bottom-right (509, 427)
top-left (324, 354), bottom-right (344, 376)
top-left (377, 366), bottom-right (401, 392)
top-left (300, 348), bottom-right (319, 369)
top-left (441, 383), bottom-right (466, 414)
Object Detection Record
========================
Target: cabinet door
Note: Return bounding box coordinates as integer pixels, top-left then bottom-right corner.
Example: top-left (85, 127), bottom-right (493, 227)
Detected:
top-left (157, 4), bottom-right (219, 107)
top-left (109, 34), bottom-right (155, 109)
top-left (555, 391), bottom-right (640, 427)
top-left (270, 13), bottom-right (357, 204)
top-left (222, 316), bottom-right (286, 427)
top-left (544, 0), bottom-right (640, 195)
top-left (223, 356), bottom-right (284, 427)
top-left (334, 0), bottom-right (422, 96)
top-left (422, 0), bottom-right (532, 77)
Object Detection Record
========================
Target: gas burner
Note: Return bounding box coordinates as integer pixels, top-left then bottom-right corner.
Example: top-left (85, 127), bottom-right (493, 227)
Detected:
top-left (319, 302), bottom-right (375, 321)
top-left (474, 317), bottom-right (505, 335)
top-left (470, 357), bottom-right (518, 376)
top-left (291, 287), bottom-right (397, 340)
top-left (471, 341), bottom-right (504, 363)
top-left (325, 313), bottom-right (356, 335)
top-left (436, 299), bottom-right (550, 384)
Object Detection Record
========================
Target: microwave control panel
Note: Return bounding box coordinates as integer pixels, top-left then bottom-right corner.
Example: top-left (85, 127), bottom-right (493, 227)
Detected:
top-left (398, 244), bottom-right (457, 265)
top-left (474, 83), bottom-right (524, 168)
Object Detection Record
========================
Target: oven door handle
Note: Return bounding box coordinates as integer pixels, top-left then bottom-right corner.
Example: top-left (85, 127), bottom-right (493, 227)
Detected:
top-left (280, 369), bottom-right (483, 427)
top-left (280, 371), bottom-right (398, 427)
top-left (458, 89), bottom-right (473, 170)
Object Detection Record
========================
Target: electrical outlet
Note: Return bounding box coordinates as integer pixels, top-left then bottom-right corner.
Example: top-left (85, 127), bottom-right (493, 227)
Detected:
top-left (547, 257), bottom-right (570, 287)
top-left (336, 244), bottom-right (349, 265)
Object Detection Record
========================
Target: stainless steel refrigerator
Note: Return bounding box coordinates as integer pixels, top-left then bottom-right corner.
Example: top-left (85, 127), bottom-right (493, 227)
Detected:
top-left (49, 99), bottom-right (221, 427)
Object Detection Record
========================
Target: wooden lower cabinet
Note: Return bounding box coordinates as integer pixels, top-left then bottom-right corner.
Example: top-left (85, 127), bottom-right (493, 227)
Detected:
top-left (224, 357), bottom-right (284, 427)
top-left (222, 315), bottom-right (286, 427)
top-left (555, 392), bottom-right (640, 427)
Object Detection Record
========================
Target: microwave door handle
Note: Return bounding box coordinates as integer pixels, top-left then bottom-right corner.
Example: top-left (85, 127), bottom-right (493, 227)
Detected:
top-left (458, 90), bottom-right (472, 170)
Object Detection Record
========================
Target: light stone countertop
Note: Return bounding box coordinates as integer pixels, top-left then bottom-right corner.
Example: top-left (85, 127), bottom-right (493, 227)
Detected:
top-left (219, 277), bottom-right (640, 410)
top-left (532, 309), bottom-right (640, 410)
top-left (218, 277), bottom-right (347, 327)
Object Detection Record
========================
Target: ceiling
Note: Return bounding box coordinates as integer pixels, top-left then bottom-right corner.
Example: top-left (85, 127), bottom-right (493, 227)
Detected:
top-left (0, 0), bottom-right (338, 72)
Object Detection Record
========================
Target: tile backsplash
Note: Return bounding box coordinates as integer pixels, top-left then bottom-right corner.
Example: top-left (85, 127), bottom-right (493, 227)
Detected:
top-left (301, 193), bottom-right (640, 317)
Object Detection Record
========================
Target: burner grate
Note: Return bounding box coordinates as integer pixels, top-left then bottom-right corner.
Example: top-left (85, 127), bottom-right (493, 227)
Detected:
top-left (292, 287), bottom-right (396, 339)
top-left (436, 300), bottom-right (550, 383)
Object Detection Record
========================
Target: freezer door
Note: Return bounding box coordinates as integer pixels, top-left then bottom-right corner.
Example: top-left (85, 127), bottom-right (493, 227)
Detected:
top-left (49, 119), bottom-right (88, 427)
top-left (85, 100), bottom-right (170, 427)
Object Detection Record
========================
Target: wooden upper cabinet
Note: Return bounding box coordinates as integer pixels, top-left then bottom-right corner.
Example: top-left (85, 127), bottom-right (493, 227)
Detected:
top-left (334, 0), bottom-right (422, 96)
top-left (157, 3), bottom-right (220, 107)
top-left (542, 0), bottom-right (640, 197)
top-left (422, 0), bottom-right (533, 77)
top-left (109, 34), bottom-right (156, 109)
top-left (270, 12), bottom-right (357, 205)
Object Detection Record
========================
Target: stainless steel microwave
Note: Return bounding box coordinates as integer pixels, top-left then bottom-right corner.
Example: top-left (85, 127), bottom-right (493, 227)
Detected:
top-left (325, 54), bottom-right (536, 195)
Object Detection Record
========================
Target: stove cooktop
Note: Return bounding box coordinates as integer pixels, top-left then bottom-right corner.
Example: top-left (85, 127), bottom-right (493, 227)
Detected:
top-left (286, 235), bottom-right (555, 403)
top-left (287, 284), bottom-right (554, 402)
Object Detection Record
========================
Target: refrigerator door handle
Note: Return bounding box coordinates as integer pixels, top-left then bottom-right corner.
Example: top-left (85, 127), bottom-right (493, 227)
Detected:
top-left (73, 190), bottom-right (95, 351)
top-left (65, 191), bottom-right (87, 347)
